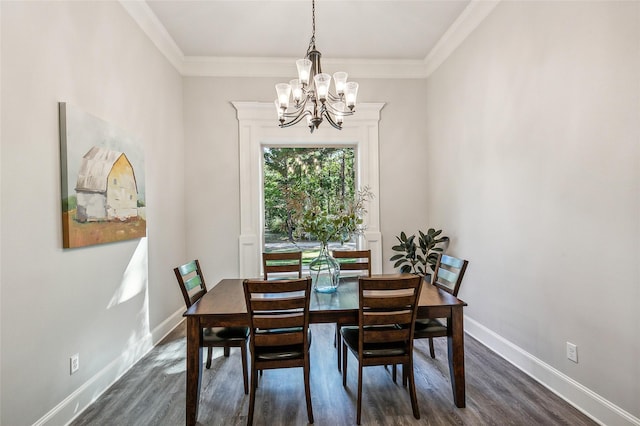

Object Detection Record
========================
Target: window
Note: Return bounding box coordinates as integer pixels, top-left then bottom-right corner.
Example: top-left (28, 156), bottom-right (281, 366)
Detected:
top-left (263, 147), bottom-right (356, 258)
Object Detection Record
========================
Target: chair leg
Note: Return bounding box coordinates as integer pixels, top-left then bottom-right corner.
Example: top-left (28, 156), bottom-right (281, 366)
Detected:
top-left (241, 342), bottom-right (249, 395)
top-left (224, 346), bottom-right (230, 357)
top-left (402, 363), bottom-right (407, 387)
top-left (342, 342), bottom-right (348, 387)
top-left (392, 364), bottom-right (397, 383)
top-left (407, 358), bottom-right (420, 419)
top-left (304, 359), bottom-right (314, 424)
top-left (429, 337), bottom-right (436, 358)
top-left (206, 347), bottom-right (213, 369)
top-left (336, 324), bottom-right (342, 372)
top-left (356, 364), bottom-right (363, 425)
top-left (247, 365), bottom-right (258, 426)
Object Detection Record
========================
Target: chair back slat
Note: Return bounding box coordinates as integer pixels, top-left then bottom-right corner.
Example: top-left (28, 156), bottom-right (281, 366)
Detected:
top-left (183, 274), bottom-right (203, 292)
top-left (263, 251), bottom-right (303, 280)
top-left (364, 328), bottom-right (411, 344)
top-left (441, 254), bottom-right (465, 268)
top-left (177, 260), bottom-right (198, 276)
top-left (250, 297), bottom-right (306, 312)
top-left (435, 267), bottom-right (458, 286)
top-left (174, 259), bottom-right (207, 308)
top-left (246, 279), bottom-right (308, 294)
top-left (363, 293), bottom-right (415, 310)
top-left (431, 254), bottom-right (469, 296)
top-left (265, 264), bottom-right (302, 274)
top-left (362, 279), bottom-right (415, 291)
top-left (333, 249), bottom-right (371, 277)
top-left (363, 311), bottom-right (413, 326)
top-left (252, 313), bottom-right (305, 329)
top-left (255, 331), bottom-right (304, 347)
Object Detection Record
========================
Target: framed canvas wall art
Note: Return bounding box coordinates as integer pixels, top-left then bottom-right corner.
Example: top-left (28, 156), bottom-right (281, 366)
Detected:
top-left (59, 102), bottom-right (146, 248)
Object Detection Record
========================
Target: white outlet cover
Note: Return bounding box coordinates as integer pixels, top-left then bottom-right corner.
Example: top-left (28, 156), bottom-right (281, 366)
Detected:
top-left (70, 354), bottom-right (80, 374)
top-left (566, 342), bottom-right (578, 363)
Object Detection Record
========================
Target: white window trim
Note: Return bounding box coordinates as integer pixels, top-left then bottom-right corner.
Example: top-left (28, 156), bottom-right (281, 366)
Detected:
top-left (232, 101), bottom-right (384, 278)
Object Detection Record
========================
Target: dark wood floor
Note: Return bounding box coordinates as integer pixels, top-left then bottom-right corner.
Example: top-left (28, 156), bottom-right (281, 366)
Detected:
top-left (71, 322), bottom-right (597, 425)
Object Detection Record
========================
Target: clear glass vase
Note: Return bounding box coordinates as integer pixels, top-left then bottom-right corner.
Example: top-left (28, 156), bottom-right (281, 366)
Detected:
top-left (309, 243), bottom-right (340, 293)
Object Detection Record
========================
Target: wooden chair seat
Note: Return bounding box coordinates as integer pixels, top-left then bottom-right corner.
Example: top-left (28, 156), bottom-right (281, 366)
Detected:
top-left (413, 318), bottom-right (447, 335)
top-left (254, 329), bottom-right (312, 360)
top-left (204, 326), bottom-right (250, 342)
top-left (341, 327), bottom-right (407, 357)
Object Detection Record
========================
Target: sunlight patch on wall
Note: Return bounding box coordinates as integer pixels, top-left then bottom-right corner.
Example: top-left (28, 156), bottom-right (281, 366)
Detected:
top-left (108, 238), bottom-right (148, 308)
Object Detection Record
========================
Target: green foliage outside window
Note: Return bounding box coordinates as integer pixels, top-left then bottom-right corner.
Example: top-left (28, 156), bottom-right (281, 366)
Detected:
top-left (263, 147), bottom-right (356, 243)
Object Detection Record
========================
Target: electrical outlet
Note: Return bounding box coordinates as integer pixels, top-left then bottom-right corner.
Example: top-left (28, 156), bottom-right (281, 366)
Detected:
top-left (70, 353), bottom-right (80, 374)
top-left (566, 342), bottom-right (578, 363)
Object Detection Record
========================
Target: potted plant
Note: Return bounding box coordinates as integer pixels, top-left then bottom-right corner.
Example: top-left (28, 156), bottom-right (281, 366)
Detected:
top-left (289, 186), bottom-right (373, 292)
top-left (390, 228), bottom-right (449, 277)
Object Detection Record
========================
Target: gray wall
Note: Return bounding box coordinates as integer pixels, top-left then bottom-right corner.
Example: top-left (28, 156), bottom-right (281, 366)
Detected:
top-left (1, 2), bottom-right (186, 425)
top-left (425, 0), bottom-right (639, 419)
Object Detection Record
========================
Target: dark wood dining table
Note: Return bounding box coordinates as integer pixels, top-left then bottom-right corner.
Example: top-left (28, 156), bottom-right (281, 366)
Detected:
top-left (183, 274), bottom-right (467, 426)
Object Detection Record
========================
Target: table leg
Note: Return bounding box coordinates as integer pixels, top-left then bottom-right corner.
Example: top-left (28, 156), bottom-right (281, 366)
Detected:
top-left (447, 306), bottom-right (466, 408)
top-left (186, 316), bottom-right (203, 426)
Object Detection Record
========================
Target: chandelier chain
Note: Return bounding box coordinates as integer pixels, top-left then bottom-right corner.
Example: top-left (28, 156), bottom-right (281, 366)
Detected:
top-left (306, 0), bottom-right (316, 55)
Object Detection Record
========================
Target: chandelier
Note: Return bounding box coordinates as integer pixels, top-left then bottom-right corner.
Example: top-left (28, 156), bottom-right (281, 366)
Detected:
top-left (275, 0), bottom-right (359, 133)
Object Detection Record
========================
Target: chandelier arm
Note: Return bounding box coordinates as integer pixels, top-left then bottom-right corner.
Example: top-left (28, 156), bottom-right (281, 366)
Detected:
top-left (281, 95), bottom-right (309, 117)
top-left (279, 110), bottom-right (312, 128)
top-left (322, 110), bottom-right (343, 130)
top-left (326, 92), bottom-right (343, 103)
top-left (281, 105), bottom-right (306, 117)
top-left (324, 102), bottom-right (355, 116)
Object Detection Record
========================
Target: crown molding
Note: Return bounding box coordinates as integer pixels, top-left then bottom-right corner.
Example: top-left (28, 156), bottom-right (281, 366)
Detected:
top-left (119, 0), bottom-right (185, 73)
top-left (122, 0), bottom-right (499, 79)
top-left (424, 0), bottom-right (500, 77)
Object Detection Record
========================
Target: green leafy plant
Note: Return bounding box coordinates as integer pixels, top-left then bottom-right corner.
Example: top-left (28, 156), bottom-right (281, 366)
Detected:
top-left (390, 228), bottom-right (449, 275)
top-left (288, 186), bottom-right (373, 246)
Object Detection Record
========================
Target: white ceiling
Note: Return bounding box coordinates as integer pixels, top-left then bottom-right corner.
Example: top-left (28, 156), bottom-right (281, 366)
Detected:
top-left (123, 0), bottom-right (499, 78)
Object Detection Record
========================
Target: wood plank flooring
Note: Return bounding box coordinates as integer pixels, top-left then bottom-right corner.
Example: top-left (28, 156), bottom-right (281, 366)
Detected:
top-left (70, 323), bottom-right (597, 425)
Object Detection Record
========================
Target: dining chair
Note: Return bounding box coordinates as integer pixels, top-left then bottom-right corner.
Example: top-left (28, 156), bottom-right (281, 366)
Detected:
top-left (332, 249), bottom-right (372, 277)
top-left (392, 253), bottom-right (469, 385)
top-left (242, 277), bottom-right (314, 426)
top-left (332, 249), bottom-right (371, 371)
top-left (414, 253), bottom-right (468, 358)
top-left (174, 259), bottom-right (249, 394)
top-left (262, 251), bottom-right (303, 280)
top-left (341, 274), bottom-right (423, 425)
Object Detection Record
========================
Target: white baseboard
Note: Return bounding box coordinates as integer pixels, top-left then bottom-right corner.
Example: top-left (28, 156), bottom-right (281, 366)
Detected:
top-left (33, 307), bottom-right (185, 426)
top-left (465, 316), bottom-right (640, 426)
top-left (151, 307), bottom-right (186, 344)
